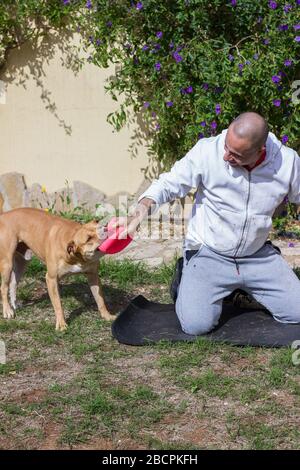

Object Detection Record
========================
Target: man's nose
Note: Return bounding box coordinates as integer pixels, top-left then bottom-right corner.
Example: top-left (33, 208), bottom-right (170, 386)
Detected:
top-left (223, 151), bottom-right (232, 161)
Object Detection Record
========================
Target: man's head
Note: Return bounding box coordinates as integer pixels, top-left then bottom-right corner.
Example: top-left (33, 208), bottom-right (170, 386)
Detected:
top-left (224, 112), bottom-right (269, 168)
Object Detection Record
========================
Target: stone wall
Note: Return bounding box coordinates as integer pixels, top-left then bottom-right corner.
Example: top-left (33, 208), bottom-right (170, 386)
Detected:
top-left (0, 172), bottom-right (140, 215)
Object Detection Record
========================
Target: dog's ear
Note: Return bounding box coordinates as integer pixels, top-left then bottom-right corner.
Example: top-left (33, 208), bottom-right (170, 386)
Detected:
top-left (67, 241), bottom-right (76, 255)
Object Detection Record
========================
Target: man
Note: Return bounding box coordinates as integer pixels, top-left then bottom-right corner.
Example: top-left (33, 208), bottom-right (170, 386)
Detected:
top-left (107, 112), bottom-right (300, 335)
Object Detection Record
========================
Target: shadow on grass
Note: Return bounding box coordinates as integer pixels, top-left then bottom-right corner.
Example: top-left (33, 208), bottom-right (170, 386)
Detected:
top-left (18, 281), bottom-right (132, 326)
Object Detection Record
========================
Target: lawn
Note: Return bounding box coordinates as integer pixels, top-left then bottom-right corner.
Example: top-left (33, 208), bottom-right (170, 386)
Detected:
top-left (0, 256), bottom-right (299, 450)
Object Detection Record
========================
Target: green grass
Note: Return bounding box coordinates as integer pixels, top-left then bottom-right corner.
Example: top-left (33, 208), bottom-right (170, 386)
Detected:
top-left (0, 256), bottom-right (299, 450)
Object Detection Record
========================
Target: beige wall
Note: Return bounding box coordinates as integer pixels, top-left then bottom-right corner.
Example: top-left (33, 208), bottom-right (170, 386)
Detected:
top-left (0, 34), bottom-right (149, 196)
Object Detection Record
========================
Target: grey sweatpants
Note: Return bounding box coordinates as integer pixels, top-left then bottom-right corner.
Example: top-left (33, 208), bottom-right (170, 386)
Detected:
top-left (175, 240), bottom-right (300, 335)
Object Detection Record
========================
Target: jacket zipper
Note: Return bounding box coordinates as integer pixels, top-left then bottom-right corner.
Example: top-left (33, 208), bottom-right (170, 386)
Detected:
top-left (233, 170), bottom-right (251, 275)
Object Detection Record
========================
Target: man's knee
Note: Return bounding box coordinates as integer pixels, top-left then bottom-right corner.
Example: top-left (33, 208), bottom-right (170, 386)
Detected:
top-left (175, 301), bottom-right (217, 335)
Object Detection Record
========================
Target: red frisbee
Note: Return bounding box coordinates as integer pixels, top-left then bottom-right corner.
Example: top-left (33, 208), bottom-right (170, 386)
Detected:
top-left (98, 217), bottom-right (133, 254)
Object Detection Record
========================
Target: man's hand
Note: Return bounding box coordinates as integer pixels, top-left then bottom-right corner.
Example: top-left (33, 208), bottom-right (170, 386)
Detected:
top-left (97, 198), bottom-right (156, 240)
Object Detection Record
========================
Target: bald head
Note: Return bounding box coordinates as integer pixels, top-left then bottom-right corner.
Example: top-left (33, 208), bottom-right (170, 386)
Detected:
top-left (229, 112), bottom-right (269, 150)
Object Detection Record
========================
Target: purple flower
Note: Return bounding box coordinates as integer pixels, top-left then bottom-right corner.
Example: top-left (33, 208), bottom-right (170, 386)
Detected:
top-left (253, 53), bottom-right (259, 60)
top-left (186, 86), bottom-right (193, 94)
top-left (151, 112), bottom-right (157, 118)
top-left (136, 2), bottom-right (143, 10)
top-left (214, 86), bottom-right (223, 94)
top-left (200, 121), bottom-right (206, 127)
top-left (166, 101), bottom-right (173, 107)
top-left (107, 21), bottom-right (112, 28)
top-left (278, 24), bottom-right (289, 31)
top-left (288, 242), bottom-right (295, 247)
top-left (96, 39), bottom-right (102, 46)
top-left (211, 121), bottom-right (217, 130)
top-left (283, 4), bottom-right (292, 12)
top-left (155, 123), bottom-right (160, 130)
top-left (169, 42), bottom-right (174, 49)
top-left (284, 59), bottom-right (292, 66)
top-left (272, 75), bottom-right (281, 83)
top-left (282, 134), bottom-right (289, 144)
top-left (263, 38), bottom-right (270, 45)
top-left (142, 44), bottom-right (149, 51)
top-left (154, 43), bottom-right (161, 50)
top-left (231, 0), bottom-right (237, 6)
top-left (273, 99), bottom-right (281, 107)
top-left (202, 83), bottom-right (209, 91)
top-left (269, 1), bottom-right (277, 9)
top-left (156, 32), bottom-right (163, 39)
top-left (86, 0), bottom-right (92, 8)
top-left (143, 101), bottom-right (150, 108)
top-left (173, 52), bottom-right (183, 63)
top-left (215, 104), bottom-right (221, 115)
top-left (228, 54), bottom-right (234, 61)
top-left (294, 24), bottom-right (300, 30)
top-left (295, 36), bottom-right (300, 42)
top-left (155, 62), bottom-right (161, 71)
top-left (63, 0), bottom-right (70, 5)
top-left (245, 60), bottom-right (251, 65)
top-left (198, 133), bottom-right (205, 139)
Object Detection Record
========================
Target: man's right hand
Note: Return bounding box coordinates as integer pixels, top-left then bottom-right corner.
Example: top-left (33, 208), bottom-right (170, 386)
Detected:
top-left (97, 198), bottom-right (156, 240)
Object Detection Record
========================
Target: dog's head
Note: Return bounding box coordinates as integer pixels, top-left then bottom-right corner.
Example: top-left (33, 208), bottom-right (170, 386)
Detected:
top-left (67, 221), bottom-right (104, 261)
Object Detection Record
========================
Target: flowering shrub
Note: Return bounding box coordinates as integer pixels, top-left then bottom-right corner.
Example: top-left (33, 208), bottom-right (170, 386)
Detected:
top-left (80, 0), bottom-right (300, 169)
top-left (1, 1), bottom-right (300, 171)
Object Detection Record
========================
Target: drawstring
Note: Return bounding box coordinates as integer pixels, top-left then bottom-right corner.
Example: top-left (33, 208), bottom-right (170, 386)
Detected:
top-left (234, 257), bottom-right (240, 275)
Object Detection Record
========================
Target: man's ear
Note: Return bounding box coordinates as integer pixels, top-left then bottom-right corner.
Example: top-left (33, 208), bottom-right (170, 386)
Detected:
top-left (67, 240), bottom-right (76, 255)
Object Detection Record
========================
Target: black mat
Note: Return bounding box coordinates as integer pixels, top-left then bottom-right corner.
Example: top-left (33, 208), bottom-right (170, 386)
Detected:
top-left (112, 295), bottom-right (300, 347)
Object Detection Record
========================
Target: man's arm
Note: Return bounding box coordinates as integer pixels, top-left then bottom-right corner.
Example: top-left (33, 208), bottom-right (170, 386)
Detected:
top-left (99, 140), bottom-right (204, 239)
top-left (288, 151), bottom-right (300, 204)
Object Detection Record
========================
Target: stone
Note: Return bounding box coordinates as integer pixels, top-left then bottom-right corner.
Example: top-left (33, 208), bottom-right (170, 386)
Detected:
top-left (106, 191), bottom-right (133, 214)
top-left (73, 181), bottom-right (106, 213)
top-left (0, 172), bottom-right (26, 211)
top-left (25, 183), bottom-right (51, 209)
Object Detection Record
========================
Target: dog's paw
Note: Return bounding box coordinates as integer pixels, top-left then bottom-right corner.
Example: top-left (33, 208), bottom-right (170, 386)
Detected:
top-left (3, 307), bottom-right (15, 319)
top-left (101, 311), bottom-right (115, 321)
top-left (55, 321), bottom-right (68, 332)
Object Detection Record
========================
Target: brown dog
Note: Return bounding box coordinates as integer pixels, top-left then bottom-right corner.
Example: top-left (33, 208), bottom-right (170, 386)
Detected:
top-left (0, 208), bottom-right (114, 330)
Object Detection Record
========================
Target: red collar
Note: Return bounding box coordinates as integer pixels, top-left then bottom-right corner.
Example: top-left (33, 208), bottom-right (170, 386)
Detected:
top-left (245, 149), bottom-right (266, 171)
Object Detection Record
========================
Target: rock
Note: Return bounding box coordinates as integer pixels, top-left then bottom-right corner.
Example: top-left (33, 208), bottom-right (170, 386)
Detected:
top-left (25, 183), bottom-right (50, 209)
top-left (73, 181), bottom-right (106, 213)
top-left (0, 172), bottom-right (26, 211)
top-left (134, 178), bottom-right (153, 201)
top-left (106, 191), bottom-right (133, 214)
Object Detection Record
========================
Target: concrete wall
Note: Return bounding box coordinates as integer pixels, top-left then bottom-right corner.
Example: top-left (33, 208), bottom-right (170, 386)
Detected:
top-left (0, 33), bottom-right (149, 196)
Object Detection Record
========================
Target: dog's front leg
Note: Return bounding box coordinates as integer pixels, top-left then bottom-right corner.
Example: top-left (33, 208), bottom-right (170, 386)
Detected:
top-left (1, 262), bottom-right (15, 319)
top-left (45, 272), bottom-right (67, 331)
top-left (86, 271), bottom-right (114, 321)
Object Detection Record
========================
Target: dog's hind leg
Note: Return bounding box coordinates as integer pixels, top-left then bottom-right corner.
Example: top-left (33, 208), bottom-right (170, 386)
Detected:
top-left (0, 259), bottom-right (15, 319)
top-left (9, 247), bottom-right (31, 310)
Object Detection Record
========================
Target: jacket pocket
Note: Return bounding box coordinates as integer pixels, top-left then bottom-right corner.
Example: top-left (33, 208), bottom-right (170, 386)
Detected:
top-left (202, 207), bottom-right (241, 253)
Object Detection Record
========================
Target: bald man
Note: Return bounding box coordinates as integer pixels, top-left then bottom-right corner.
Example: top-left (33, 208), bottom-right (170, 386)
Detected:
top-left (112, 112), bottom-right (300, 335)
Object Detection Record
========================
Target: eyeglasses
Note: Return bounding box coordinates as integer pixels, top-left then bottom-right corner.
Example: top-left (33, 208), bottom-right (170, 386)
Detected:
top-left (224, 139), bottom-right (258, 161)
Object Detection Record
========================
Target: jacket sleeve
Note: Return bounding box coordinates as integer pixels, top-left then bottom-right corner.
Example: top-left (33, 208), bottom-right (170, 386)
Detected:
top-left (137, 140), bottom-right (204, 212)
top-left (288, 151), bottom-right (300, 204)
